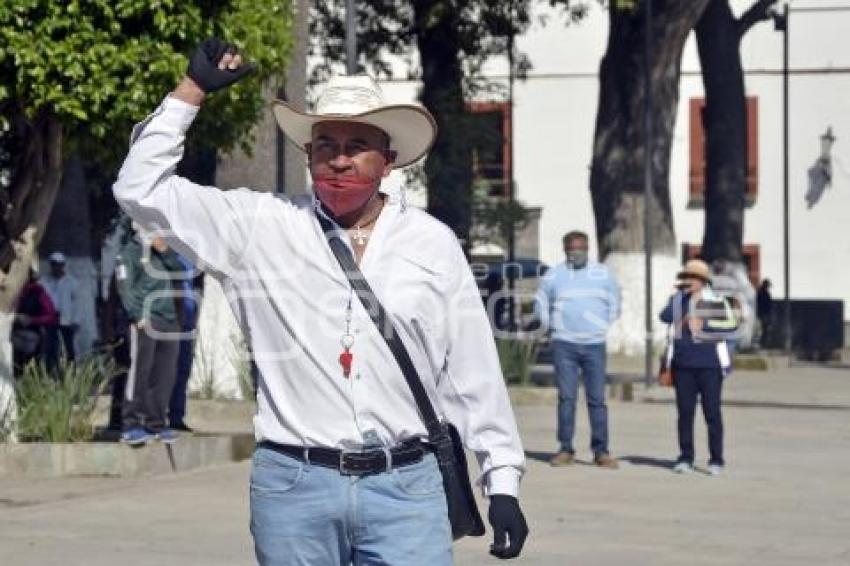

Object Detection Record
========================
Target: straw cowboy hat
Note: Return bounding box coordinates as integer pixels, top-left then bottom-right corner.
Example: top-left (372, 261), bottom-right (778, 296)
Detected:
top-left (677, 259), bottom-right (712, 283)
top-left (272, 75), bottom-right (437, 168)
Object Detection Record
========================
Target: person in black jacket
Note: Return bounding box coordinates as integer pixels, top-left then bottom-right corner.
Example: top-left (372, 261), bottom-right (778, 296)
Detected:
top-left (660, 260), bottom-right (738, 476)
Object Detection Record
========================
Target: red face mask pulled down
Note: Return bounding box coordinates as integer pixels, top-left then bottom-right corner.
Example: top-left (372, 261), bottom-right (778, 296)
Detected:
top-left (313, 175), bottom-right (379, 218)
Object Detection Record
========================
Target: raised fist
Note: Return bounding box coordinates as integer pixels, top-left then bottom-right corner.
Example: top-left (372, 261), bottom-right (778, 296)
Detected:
top-left (187, 38), bottom-right (255, 94)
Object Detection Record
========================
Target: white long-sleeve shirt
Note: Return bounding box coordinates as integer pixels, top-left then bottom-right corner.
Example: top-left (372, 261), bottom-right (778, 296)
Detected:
top-left (112, 96), bottom-right (525, 497)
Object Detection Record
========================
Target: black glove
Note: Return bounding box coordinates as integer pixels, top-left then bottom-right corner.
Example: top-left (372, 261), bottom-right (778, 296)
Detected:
top-left (488, 494), bottom-right (529, 559)
top-left (187, 38), bottom-right (256, 93)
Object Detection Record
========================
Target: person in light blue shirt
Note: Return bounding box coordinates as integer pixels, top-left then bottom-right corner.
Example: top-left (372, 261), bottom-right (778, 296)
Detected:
top-left (534, 231), bottom-right (621, 468)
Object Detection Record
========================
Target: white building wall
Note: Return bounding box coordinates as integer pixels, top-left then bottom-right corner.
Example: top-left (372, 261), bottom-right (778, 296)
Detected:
top-left (366, 1), bottom-right (850, 318)
top-left (675, 2), bottom-right (850, 313)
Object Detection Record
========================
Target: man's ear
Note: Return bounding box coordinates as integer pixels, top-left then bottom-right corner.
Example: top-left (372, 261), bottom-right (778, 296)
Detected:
top-left (382, 150), bottom-right (397, 177)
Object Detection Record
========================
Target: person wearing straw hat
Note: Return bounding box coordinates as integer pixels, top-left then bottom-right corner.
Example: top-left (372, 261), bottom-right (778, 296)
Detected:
top-left (659, 259), bottom-right (738, 476)
top-left (113, 38), bottom-right (527, 564)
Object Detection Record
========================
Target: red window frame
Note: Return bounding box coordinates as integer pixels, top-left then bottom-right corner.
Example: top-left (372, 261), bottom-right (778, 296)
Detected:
top-left (467, 101), bottom-right (512, 198)
top-left (689, 97), bottom-right (758, 207)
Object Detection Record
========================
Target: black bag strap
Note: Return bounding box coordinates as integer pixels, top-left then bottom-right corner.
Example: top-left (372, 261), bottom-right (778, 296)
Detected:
top-left (316, 212), bottom-right (444, 439)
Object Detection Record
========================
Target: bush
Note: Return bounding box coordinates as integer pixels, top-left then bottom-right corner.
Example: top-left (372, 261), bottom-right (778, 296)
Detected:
top-left (15, 356), bottom-right (116, 443)
top-left (496, 338), bottom-right (539, 385)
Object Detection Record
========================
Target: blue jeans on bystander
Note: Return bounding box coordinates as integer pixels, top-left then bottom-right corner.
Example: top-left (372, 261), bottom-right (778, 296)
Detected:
top-left (551, 340), bottom-right (610, 457)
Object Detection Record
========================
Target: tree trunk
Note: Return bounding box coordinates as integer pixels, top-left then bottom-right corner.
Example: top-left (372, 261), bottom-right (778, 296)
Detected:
top-left (0, 310), bottom-right (16, 437)
top-left (591, 0), bottom-right (709, 354)
top-left (694, 0), bottom-right (776, 349)
top-left (413, 0), bottom-right (473, 249)
top-left (0, 226), bottom-right (36, 437)
top-left (695, 0), bottom-right (747, 263)
top-left (0, 111), bottom-right (64, 434)
top-left (591, 0), bottom-right (708, 258)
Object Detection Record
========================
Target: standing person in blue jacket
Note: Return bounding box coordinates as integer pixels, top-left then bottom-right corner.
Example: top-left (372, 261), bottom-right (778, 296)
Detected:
top-left (659, 259), bottom-right (738, 476)
top-left (535, 231), bottom-right (621, 469)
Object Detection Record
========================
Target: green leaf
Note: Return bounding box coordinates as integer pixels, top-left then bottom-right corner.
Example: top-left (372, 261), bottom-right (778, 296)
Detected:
top-left (1, 0), bottom-right (294, 165)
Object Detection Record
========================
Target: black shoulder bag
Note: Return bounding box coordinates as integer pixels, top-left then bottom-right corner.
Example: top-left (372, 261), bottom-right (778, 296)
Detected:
top-left (316, 213), bottom-right (486, 540)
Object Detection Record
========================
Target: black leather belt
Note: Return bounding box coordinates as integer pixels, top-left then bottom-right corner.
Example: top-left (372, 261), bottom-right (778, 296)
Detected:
top-left (257, 439), bottom-right (427, 476)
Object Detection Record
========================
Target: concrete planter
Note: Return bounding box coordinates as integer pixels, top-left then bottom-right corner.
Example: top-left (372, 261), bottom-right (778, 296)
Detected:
top-left (508, 386), bottom-right (558, 406)
top-left (0, 433), bottom-right (254, 479)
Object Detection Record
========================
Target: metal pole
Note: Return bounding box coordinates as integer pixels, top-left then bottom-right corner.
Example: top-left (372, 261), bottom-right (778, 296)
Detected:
top-left (782, 3), bottom-right (791, 358)
top-left (644, 0), bottom-right (654, 386)
top-left (507, 8), bottom-right (517, 332)
top-left (345, 0), bottom-right (357, 74)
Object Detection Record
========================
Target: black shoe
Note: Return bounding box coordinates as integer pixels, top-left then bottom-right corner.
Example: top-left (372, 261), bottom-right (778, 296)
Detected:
top-left (170, 422), bottom-right (194, 433)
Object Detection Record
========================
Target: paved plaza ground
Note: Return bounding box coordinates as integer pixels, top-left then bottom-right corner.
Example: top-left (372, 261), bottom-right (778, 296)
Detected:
top-left (1, 365), bottom-right (849, 565)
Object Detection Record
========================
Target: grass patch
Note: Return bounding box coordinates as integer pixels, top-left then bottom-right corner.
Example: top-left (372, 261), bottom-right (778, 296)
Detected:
top-left (496, 338), bottom-right (539, 385)
top-left (733, 355), bottom-right (769, 371)
top-left (15, 356), bottom-right (117, 443)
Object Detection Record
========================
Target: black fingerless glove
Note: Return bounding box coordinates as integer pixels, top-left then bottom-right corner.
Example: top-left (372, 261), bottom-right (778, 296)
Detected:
top-left (488, 494), bottom-right (529, 559)
top-left (187, 38), bottom-right (255, 93)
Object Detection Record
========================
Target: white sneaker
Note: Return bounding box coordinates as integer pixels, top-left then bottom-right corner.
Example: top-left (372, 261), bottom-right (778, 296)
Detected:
top-left (708, 464), bottom-right (724, 476)
top-left (673, 461), bottom-right (693, 474)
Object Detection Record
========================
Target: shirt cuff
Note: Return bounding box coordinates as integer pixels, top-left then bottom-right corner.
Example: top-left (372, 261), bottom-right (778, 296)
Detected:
top-left (129, 96), bottom-right (200, 146)
top-left (483, 466), bottom-right (522, 498)
top-left (162, 95), bottom-right (201, 132)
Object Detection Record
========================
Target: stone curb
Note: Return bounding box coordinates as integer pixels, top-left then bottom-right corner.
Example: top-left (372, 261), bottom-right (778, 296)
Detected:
top-left (509, 386), bottom-right (558, 405)
top-left (0, 433), bottom-right (255, 479)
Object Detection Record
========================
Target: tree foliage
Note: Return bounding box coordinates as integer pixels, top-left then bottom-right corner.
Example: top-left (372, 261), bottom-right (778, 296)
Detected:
top-left (310, 0), bottom-right (532, 90)
top-left (696, 0), bottom-right (777, 263)
top-left (310, 1), bottom-right (535, 247)
top-left (309, 1), bottom-right (598, 246)
top-left (0, 0), bottom-right (293, 291)
top-left (0, 0), bottom-right (293, 163)
top-left (470, 180), bottom-right (529, 252)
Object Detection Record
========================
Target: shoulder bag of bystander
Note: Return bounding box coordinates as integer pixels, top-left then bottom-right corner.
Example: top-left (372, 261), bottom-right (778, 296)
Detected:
top-left (658, 324), bottom-right (675, 387)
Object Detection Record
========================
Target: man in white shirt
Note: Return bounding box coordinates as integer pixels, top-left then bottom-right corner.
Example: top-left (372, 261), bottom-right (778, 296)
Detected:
top-left (113, 38), bottom-right (527, 565)
top-left (42, 251), bottom-right (79, 368)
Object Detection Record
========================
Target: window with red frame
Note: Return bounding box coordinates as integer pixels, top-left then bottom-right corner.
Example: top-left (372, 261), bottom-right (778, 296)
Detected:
top-left (689, 97), bottom-right (758, 207)
top-left (467, 102), bottom-right (512, 198)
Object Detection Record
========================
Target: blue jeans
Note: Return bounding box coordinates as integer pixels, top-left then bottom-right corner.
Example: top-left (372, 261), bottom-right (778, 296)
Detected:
top-left (551, 340), bottom-right (609, 456)
top-left (250, 446), bottom-right (453, 566)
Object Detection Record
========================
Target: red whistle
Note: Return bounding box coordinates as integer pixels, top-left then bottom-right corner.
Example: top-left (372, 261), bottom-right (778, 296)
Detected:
top-left (339, 350), bottom-right (353, 378)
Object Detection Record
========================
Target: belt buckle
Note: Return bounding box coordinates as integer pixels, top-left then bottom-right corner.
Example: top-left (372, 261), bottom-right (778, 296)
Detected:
top-left (339, 450), bottom-right (365, 476)
top-left (339, 448), bottom-right (393, 476)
